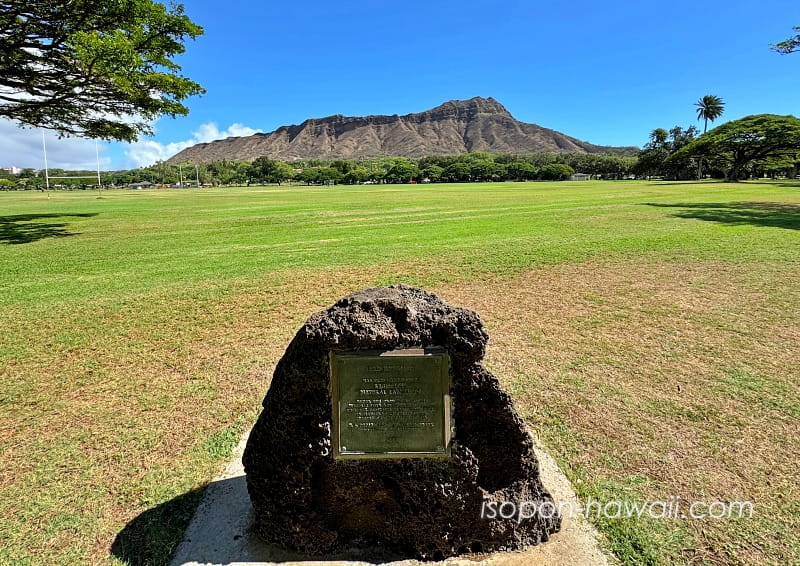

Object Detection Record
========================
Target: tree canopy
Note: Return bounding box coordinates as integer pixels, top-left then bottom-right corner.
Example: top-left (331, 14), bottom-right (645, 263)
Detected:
top-left (384, 158), bottom-right (421, 183)
top-left (249, 157), bottom-right (293, 184)
top-left (773, 26), bottom-right (800, 54)
top-left (0, 0), bottom-right (205, 141)
top-left (667, 114), bottom-right (800, 181)
top-left (537, 163), bottom-right (574, 181)
top-left (632, 125), bottom-right (699, 180)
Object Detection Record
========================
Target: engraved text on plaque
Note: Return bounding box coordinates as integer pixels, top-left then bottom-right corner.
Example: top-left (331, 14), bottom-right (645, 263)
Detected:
top-left (330, 348), bottom-right (451, 459)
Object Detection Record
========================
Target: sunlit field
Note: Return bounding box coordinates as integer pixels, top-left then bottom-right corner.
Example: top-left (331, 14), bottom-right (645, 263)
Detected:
top-left (1, 180), bottom-right (798, 565)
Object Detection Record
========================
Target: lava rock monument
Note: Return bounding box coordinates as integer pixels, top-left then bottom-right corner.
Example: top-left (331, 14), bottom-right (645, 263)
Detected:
top-left (243, 285), bottom-right (560, 559)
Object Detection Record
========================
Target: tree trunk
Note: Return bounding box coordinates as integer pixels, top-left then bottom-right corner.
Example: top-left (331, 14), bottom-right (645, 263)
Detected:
top-left (727, 163), bottom-right (740, 182)
top-left (697, 119), bottom-right (708, 180)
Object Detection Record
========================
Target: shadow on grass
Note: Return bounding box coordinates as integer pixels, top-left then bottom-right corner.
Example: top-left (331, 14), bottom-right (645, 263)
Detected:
top-left (646, 181), bottom-right (728, 186)
top-left (112, 475), bottom-right (409, 566)
top-left (0, 213), bottom-right (98, 244)
top-left (643, 201), bottom-right (800, 230)
top-left (111, 488), bottom-right (205, 566)
top-left (764, 182), bottom-right (800, 189)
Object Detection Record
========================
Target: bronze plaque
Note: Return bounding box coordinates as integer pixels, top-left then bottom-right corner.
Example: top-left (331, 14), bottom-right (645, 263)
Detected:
top-left (330, 348), bottom-right (451, 459)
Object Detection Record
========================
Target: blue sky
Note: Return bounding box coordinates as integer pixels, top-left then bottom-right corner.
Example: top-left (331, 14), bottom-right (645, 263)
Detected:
top-left (2, 0), bottom-right (799, 170)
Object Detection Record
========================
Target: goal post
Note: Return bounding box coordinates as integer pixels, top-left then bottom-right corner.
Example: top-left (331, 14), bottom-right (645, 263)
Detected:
top-left (41, 130), bottom-right (103, 190)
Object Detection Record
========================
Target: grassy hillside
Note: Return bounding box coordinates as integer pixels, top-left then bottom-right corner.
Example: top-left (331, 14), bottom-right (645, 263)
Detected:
top-left (1, 180), bottom-right (798, 565)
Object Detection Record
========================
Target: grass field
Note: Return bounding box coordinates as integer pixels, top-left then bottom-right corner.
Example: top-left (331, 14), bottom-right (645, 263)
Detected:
top-left (1, 180), bottom-right (798, 565)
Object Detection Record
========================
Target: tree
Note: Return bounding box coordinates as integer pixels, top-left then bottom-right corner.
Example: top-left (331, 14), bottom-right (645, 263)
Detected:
top-left (469, 160), bottom-right (498, 182)
top-left (773, 26), bottom-right (800, 54)
top-left (330, 160), bottom-right (353, 174)
top-left (506, 161), bottom-right (537, 181)
top-left (695, 95), bottom-right (725, 134)
top-left (442, 162), bottom-right (471, 182)
top-left (296, 166), bottom-right (342, 185)
top-left (667, 114), bottom-right (800, 181)
top-left (0, 1), bottom-right (204, 141)
top-left (664, 125), bottom-right (699, 180)
top-left (694, 94), bottom-right (725, 134)
top-left (695, 95), bottom-right (723, 182)
top-left (537, 163), bottom-right (574, 181)
top-left (421, 165), bottom-right (444, 182)
top-left (491, 162), bottom-right (508, 181)
top-left (635, 124), bottom-right (700, 180)
top-left (317, 167), bottom-right (343, 185)
top-left (343, 166), bottom-right (369, 184)
top-left (756, 154), bottom-right (797, 179)
top-left (363, 163), bottom-right (385, 183)
top-left (298, 168), bottom-right (320, 185)
top-left (633, 129), bottom-right (670, 178)
top-left (249, 158), bottom-right (293, 184)
top-left (384, 159), bottom-right (420, 183)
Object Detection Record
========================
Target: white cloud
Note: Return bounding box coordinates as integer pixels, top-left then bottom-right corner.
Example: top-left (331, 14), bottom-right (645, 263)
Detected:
top-left (123, 122), bottom-right (262, 168)
top-left (0, 119), bottom-right (261, 171)
top-left (0, 119), bottom-right (112, 170)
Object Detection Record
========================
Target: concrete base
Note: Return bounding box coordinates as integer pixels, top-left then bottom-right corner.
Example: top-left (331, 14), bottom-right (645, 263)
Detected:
top-left (170, 432), bottom-right (612, 566)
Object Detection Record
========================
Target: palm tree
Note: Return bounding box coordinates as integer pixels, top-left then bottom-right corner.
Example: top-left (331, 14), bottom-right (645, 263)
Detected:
top-left (695, 95), bottom-right (725, 179)
top-left (695, 95), bottom-right (725, 133)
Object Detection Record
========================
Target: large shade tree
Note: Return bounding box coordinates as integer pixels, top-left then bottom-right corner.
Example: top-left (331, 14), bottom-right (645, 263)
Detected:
top-left (667, 114), bottom-right (800, 181)
top-left (0, 0), bottom-right (204, 141)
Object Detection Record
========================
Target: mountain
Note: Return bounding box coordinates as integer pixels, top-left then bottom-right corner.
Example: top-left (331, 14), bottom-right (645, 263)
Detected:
top-left (166, 97), bottom-right (637, 163)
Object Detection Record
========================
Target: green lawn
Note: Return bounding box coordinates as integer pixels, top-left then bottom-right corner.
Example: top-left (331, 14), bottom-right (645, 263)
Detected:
top-left (1, 180), bottom-right (798, 565)
top-left (2, 181), bottom-right (798, 307)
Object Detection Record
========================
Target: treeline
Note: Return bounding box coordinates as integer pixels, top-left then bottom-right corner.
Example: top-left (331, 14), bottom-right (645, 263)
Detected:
top-left (2, 151), bottom-right (638, 189)
top-left (232, 151), bottom-right (637, 185)
top-left (161, 151), bottom-right (637, 186)
top-left (0, 167), bottom-right (101, 189)
top-left (632, 123), bottom-right (800, 180)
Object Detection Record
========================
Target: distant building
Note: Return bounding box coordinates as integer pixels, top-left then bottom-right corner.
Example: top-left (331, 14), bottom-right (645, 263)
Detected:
top-left (570, 173), bottom-right (592, 181)
top-left (2, 166), bottom-right (22, 175)
top-left (129, 181), bottom-right (153, 189)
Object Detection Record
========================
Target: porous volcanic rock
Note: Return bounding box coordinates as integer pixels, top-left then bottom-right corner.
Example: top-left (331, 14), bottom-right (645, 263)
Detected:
top-left (243, 285), bottom-right (560, 559)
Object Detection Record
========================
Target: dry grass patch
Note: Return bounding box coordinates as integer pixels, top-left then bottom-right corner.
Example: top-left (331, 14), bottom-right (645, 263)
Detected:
top-left (439, 260), bottom-right (799, 565)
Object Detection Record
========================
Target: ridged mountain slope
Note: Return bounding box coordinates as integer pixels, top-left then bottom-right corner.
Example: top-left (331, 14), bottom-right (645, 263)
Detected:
top-left (167, 97), bottom-right (636, 163)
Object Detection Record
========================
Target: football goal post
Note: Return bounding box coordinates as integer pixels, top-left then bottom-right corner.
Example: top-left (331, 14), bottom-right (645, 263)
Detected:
top-left (41, 130), bottom-right (102, 190)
